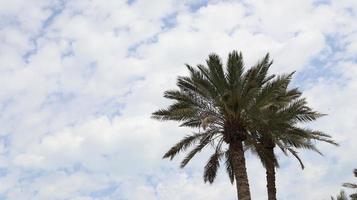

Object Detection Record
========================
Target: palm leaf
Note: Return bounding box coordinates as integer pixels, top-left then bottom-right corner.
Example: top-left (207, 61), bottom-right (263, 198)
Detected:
top-left (204, 150), bottom-right (224, 183)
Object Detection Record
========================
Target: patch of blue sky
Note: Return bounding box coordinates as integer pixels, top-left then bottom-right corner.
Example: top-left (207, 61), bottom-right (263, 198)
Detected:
top-left (143, 175), bottom-right (161, 197)
top-left (126, 0), bottom-right (136, 6)
top-left (113, 26), bottom-right (130, 37)
top-left (142, 34), bottom-right (159, 44)
top-left (292, 35), bottom-right (349, 90)
top-left (345, 7), bottom-right (356, 17)
top-left (119, 75), bottom-right (145, 97)
top-left (0, 15), bottom-right (20, 29)
top-left (0, 168), bottom-right (8, 178)
top-left (42, 92), bottom-right (76, 106)
top-left (22, 43), bottom-right (38, 63)
top-left (126, 75), bottom-right (145, 84)
top-left (185, 167), bottom-right (198, 180)
top-left (295, 150), bottom-right (353, 188)
top-left (126, 12), bottom-right (177, 57)
top-left (42, 0), bottom-right (66, 29)
top-left (23, 0), bottom-right (67, 63)
top-left (60, 39), bottom-right (76, 59)
top-left (127, 35), bottom-right (159, 57)
top-left (90, 182), bottom-right (119, 198)
top-left (0, 135), bottom-right (11, 156)
top-left (227, 25), bottom-right (240, 36)
top-left (83, 61), bottom-right (98, 79)
top-left (127, 43), bottom-right (142, 57)
top-left (144, 174), bottom-right (160, 188)
top-left (57, 162), bottom-right (89, 175)
top-left (161, 13), bottom-right (178, 30)
top-left (0, 194), bottom-right (6, 200)
top-left (94, 98), bottom-right (125, 120)
top-left (325, 34), bottom-right (346, 53)
top-left (18, 170), bottom-right (44, 184)
top-left (125, 9), bottom-right (177, 57)
top-left (325, 35), bottom-right (357, 62)
top-left (241, 1), bottom-right (255, 17)
top-left (61, 48), bottom-right (75, 59)
top-left (0, 98), bottom-right (14, 116)
top-left (160, 165), bottom-right (196, 180)
top-left (187, 0), bottom-right (210, 12)
top-left (292, 58), bottom-right (338, 89)
top-left (312, 0), bottom-right (331, 6)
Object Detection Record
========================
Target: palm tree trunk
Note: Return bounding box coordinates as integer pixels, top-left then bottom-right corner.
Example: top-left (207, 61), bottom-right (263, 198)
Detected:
top-left (265, 147), bottom-right (277, 200)
top-left (230, 141), bottom-right (251, 200)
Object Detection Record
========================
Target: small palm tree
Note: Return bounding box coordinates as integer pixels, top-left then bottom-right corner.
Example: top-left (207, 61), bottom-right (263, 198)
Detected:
top-left (331, 190), bottom-right (349, 200)
top-left (245, 85), bottom-right (337, 200)
top-left (343, 169), bottom-right (357, 199)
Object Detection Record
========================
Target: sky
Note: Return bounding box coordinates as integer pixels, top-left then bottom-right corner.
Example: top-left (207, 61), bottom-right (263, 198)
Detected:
top-left (0, 0), bottom-right (356, 199)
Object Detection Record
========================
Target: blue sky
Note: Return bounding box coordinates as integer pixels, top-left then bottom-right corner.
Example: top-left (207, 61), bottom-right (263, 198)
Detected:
top-left (0, 0), bottom-right (356, 199)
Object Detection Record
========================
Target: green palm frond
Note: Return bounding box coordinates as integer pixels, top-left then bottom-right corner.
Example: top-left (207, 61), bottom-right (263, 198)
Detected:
top-left (206, 54), bottom-right (227, 91)
top-left (343, 183), bottom-right (357, 189)
top-left (286, 147), bottom-right (305, 169)
top-left (255, 73), bottom-right (294, 112)
top-left (224, 149), bottom-right (235, 184)
top-left (204, 150), bottom-right (224, 183)
top-left (180, 132), bottom-right (217, 168)
top-left (163, 132), bottom-right (206, 160)
top-left (226, 50), bottom-right (244, 87)
top-left (276, 98), bottom-right (325, 124)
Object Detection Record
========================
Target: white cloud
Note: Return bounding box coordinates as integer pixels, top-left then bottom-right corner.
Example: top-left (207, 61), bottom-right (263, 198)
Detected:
top-left (0, 0), bottom-right (356, 199)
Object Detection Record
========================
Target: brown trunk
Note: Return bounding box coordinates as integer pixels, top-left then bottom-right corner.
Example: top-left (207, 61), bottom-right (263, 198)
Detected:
top-left (230, 141), bottom-right (251, 200)
top-left (266, 147), bottom-right (277, 200)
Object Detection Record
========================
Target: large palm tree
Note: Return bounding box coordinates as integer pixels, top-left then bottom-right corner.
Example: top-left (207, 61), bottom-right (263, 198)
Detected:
top-left (343, 169), bottom-right (357, 199)
top-left (153, 51), bottom-right (278, 199)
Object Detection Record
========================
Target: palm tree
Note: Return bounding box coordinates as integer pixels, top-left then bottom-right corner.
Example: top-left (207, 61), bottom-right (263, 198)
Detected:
top-left (331, 191), bottom-right (349, 200)
top-left (343, 169), bottom-right (357, 199)
top-left (152, 51), bottom-right (337, 199)
top-left (153, 51), bottom-right (276, 199)
top-left (245, 85), bottom-right (337, 200)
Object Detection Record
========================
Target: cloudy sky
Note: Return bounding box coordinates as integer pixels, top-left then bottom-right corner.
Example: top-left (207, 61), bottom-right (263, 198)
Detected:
top-left (0, 0), bottom-right (356, 199)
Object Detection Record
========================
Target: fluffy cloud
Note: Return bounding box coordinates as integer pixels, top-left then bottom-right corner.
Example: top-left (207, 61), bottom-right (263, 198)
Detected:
top-left (0, 0), bottom-right (356, 199)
